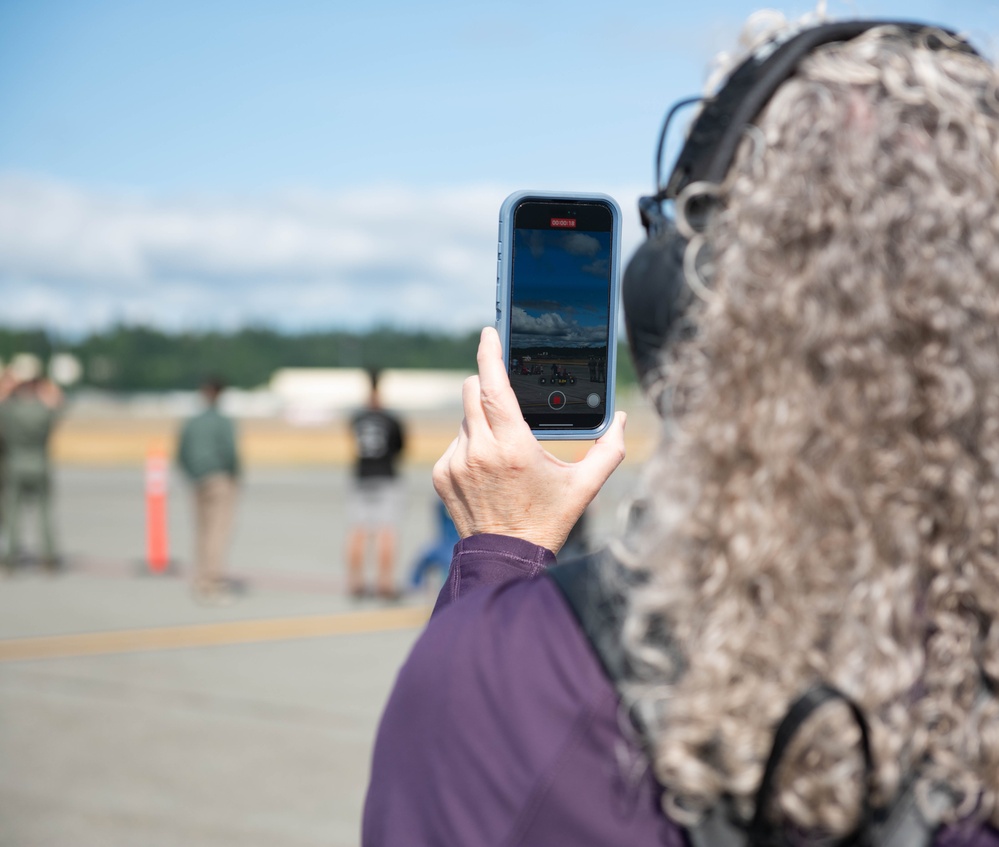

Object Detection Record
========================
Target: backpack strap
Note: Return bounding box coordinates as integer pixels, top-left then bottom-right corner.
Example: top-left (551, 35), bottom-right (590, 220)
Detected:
top-left (547, 552), bottom-right (632, 686)
top-left (547, 553), bottom-right (945, 847)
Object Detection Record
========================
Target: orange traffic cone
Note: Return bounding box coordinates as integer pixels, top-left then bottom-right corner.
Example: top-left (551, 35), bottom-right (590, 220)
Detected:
top-left (145, 445), bottom-right (170, 573)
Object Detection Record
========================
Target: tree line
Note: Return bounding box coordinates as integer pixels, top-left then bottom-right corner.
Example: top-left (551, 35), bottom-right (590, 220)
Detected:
top-left (0, 325), bottom-right (637, 392)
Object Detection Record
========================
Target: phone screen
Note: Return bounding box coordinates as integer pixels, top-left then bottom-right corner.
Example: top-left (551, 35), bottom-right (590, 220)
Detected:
top-left (506, 199), bottom-right (615, 433)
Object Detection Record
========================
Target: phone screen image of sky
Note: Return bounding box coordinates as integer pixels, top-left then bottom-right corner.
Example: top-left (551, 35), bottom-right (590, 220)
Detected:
top-left (511, 228), bottom-right (611, 350)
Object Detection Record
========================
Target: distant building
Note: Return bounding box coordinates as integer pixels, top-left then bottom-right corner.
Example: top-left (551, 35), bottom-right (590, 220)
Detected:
top-left (268, 368), bottom-right (470, 425)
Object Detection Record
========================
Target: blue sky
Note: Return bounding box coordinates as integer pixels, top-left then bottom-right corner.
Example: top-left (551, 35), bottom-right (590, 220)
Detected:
top-left (1, 0), bottom-right (996, 336)
top-left (511, 229), bottom-right (612, 349)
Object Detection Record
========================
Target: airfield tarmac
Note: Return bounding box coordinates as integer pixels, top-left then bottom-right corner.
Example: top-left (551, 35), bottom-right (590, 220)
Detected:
top-left (0, 401), bottom-right (655, 847)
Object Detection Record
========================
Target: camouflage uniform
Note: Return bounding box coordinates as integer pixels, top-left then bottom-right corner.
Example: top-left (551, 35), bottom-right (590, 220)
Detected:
top-left (0, 389), bottom-right (60, 569)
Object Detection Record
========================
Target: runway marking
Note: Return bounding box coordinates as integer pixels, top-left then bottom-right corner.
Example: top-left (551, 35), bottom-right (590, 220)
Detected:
top-left (0, 605), bottom-right (432, 663)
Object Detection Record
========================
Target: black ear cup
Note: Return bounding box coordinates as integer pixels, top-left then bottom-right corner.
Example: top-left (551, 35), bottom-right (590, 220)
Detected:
top-left (625, 20), bottom-right (979, 399)
top-left (622, 224), bottom-right (692, 387)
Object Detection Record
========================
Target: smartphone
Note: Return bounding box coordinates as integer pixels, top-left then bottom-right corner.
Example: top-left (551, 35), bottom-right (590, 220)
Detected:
top-left (496, 190), bottom-right (621, 440)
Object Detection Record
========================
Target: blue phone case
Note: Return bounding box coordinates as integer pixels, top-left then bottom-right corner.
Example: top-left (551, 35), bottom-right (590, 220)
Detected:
top-left (496, 190), bottom-right (622, 441)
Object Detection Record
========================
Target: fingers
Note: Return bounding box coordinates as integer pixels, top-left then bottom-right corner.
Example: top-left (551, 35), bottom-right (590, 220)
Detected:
top-left (475, 326), bottom-right (505, 381)
top-left (432, 434), bottom-right (460, 495)
top-left (475, 327), bottom-right (524, 436)
top-left (432, 419), bottom-right (476, 539)
top-left (573, 411), bottom-right (628, 497)
top-left (461, 375), bottom-right (485, 431)
top-left (434, 414), bottom-right (470, 491)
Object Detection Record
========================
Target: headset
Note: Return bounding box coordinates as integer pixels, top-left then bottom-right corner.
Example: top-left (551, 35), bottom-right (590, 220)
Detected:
top-left (622, 19), bottom-right (981, 390)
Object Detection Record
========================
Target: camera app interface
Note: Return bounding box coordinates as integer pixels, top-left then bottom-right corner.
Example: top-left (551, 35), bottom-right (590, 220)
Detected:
top-left (509, 202), bottom-right (612, 431)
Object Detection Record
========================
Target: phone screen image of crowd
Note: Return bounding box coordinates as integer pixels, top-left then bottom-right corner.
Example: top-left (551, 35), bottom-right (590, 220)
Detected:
top-left (508, 349), bottom-right (607, 414)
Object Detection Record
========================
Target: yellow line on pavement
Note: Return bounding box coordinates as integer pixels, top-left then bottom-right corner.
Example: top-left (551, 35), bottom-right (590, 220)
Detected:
top-left (0, 605), bottom-right (432, 663)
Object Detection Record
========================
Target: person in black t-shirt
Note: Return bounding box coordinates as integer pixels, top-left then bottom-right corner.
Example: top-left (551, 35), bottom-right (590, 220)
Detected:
top-left (346, 369), bottom-right (405, 599)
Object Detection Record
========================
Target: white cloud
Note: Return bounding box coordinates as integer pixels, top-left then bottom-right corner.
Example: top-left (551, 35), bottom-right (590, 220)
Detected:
top-left (511, 306), bottom-right (571, 336)
top-left (0, 173), bottom-right (645, 334)
top-left (510, 306), bottom-right (607, 347)
top-left (561, 232), bottom-right (600, 257)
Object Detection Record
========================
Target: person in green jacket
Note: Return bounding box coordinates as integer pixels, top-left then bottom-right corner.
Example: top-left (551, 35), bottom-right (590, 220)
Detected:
top-left (176, 377), bottom-right (240, 604)
top-left (0, 373), bottom-right (64, 573)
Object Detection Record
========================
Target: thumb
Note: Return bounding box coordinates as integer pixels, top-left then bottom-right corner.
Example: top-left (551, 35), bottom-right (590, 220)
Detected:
top-left (571, 412), bottom-right (628, 499)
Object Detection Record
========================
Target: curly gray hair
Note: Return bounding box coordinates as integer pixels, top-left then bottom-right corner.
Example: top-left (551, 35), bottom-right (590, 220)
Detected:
top-left (616, 20), bottom-right (999, 836)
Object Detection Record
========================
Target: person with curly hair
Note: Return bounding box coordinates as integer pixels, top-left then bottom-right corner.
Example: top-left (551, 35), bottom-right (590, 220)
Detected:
top-left (363, 13), bottom-right (999, 847)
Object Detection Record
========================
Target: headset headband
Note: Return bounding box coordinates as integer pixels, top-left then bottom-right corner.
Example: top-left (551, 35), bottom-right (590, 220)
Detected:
top-left (626, 18), bottom-right (982, 392)
top-left (662, 20), bottom-right (979, 203)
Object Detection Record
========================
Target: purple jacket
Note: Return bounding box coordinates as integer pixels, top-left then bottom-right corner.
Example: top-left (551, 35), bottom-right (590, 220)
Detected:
top-left (363, 534), bottom-right (999, 847)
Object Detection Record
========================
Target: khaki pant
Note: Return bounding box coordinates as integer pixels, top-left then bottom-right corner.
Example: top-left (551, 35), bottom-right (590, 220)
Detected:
top-left (192, 473), bottom-right (237, 592)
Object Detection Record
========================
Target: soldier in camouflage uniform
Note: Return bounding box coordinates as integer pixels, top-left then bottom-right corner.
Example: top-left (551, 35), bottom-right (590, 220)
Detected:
top-left (0, 374), bottom-right (64, 573)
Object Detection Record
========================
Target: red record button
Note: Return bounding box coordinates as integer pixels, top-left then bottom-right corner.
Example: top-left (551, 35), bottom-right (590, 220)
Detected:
top-left (548, 391), bottom-right (567, 410)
